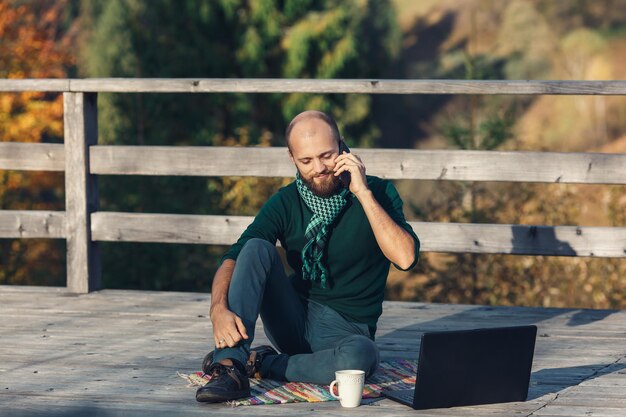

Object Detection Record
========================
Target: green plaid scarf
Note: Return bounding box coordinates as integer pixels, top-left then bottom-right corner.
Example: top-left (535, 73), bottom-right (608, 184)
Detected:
top-left (296, 173), bottom-right (350, 289)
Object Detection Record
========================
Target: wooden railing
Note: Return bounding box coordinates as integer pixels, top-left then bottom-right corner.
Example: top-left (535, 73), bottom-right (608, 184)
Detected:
top-left (1, 79), bottom-right (625, 293)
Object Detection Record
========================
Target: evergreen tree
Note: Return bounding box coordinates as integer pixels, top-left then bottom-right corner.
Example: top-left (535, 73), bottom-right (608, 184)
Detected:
top-left (79, 0), bottom-right (400, 291)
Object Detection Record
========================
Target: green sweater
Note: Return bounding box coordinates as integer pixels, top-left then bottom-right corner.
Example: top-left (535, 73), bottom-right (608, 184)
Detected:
top-left (221, 176), bottom-right (420, 335)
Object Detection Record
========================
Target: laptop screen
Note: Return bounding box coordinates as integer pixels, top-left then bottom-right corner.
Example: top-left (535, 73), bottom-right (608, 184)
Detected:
top-left (384, 325), bottom-right (537, 410)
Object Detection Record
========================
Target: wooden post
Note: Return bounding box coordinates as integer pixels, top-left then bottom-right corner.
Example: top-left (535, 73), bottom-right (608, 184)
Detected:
top-left (64, 92), bottom-right (101, 293)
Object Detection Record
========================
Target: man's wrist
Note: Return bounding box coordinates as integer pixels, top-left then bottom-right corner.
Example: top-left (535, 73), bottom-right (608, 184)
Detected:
top-left (209, 302), bottom-right (228, 318)
top-left (354, 188), bottom-right (373, 202)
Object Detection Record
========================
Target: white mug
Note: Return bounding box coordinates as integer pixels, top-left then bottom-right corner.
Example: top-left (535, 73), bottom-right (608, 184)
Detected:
top-left (329, 369), bottom-right (365, 408)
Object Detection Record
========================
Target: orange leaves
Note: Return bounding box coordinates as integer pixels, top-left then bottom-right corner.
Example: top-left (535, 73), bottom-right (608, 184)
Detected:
top-left (0, 0), bottom-right (72, 286)
top-left (0, 0), bottom-right (71, 144)
top-left (0, 0), bottom-right (73, 79)
top-left (0, 93), bottom-right (64, 143)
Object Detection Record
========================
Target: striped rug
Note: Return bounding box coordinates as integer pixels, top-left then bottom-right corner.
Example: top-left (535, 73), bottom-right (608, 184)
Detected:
top-left (179, 359), bottom-right (417, 406)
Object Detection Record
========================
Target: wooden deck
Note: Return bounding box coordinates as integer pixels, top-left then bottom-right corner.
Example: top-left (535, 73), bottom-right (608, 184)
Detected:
top-left (0, 286), bottom-right (624, 417)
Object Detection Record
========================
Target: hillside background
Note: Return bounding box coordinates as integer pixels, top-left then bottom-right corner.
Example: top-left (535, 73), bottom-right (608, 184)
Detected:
top-left (1, 0), bottom-right (624, 309)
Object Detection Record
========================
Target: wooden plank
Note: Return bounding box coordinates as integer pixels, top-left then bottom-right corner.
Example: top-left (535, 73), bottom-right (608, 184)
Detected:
top-left (0, 77), bottom-right (624, 97)
top-left (89, 146), bottom-right (626, 185)
top-left (364, 149), bottom-right (626, 184)
top-left (0, 78), bottom-right (69, 92)
top-left (90, 213), bottom-right (251, 245)
top-left (0, 210), bottom-right (65, 238)
top-left (67, 78), bottom-right (626, 95)
top-left (90, 146), bottom-right (293, 177)
top-left (0, 142), bottom-right (65, 171)
top-left (531, 406), bottom-right (626, 417)
top-left (0, 78), bottom-right (624, 95)
top-left (63, 92), bottom-right (101, 293)
top-left (419, 222), bottom-right (626, 257)
top-left (90, 212), bottom-right (626, 257)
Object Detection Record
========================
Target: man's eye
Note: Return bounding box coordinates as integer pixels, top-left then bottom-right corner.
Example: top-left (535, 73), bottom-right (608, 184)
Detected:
top-left (301, 160), bottom-right (311, 165)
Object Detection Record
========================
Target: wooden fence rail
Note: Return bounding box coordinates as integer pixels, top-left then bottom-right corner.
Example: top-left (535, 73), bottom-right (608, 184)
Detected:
top-left (90, 212), bottom-right (626, 258)
top-left (1, 79), bottom-right (625, 293)
top-left (3, 143), bottom-right (625, 184)
top-left (2, 78), bottom-right (626, 94)
top-left (0, 211), bottom-right (65, 238)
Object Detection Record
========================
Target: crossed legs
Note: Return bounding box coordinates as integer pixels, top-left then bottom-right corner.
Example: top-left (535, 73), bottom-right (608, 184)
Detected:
top-left (212, 238), bottom-right (379, 384)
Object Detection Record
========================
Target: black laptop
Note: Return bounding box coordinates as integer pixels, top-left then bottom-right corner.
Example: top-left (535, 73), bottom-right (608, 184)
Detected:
top-left (382, 325), bottom-right (537, 410)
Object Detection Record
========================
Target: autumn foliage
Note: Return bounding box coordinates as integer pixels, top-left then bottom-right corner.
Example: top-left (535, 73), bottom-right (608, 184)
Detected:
top-left (0, 0), bottom-right (75, 285)
top-left (1, 0), bottom-right (624, 309)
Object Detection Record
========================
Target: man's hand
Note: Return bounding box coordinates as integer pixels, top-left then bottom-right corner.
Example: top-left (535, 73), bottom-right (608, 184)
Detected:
top-left (210, 304), bottom-right (248, 348)
top-left (333, 151), bottom-right (368, 196)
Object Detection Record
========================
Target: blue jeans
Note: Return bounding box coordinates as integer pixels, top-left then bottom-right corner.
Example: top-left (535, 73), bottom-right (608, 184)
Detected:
top-left (212, 239), bottom-right (380, 384)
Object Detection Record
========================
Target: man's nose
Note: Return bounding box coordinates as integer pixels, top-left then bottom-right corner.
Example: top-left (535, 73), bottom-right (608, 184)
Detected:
top-left (313, 159), bottom-right (326, 173)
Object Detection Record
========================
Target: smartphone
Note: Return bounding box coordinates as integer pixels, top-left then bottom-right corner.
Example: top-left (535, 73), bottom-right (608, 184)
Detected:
top-left (338, 140), bottom-right (351, 188)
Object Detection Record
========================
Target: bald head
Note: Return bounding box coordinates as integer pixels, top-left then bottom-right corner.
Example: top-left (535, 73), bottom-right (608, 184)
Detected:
top-left (285, 110), bottom-right (341, 151)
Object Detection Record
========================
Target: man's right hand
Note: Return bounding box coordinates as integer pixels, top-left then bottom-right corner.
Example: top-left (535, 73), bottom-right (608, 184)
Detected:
top-left (210, 304), bottom-right (249, 348)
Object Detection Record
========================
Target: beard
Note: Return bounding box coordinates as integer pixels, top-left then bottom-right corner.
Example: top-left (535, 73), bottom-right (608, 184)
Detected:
top-left (300, 170), bottom-right (341, 198)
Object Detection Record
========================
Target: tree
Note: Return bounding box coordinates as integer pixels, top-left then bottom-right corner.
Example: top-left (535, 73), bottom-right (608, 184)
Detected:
top-left (0, 0), bottom-right (76, 286)
top-left (79, 0), bottom-right (400, 291)
top-left (386, 0), bottom-right (625, 309)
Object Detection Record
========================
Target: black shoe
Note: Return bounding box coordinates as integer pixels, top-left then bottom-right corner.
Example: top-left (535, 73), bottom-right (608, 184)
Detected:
top-left (195, 362), bottom-right (250, 403)
top-left (201, 345), bottom-right (278, 378)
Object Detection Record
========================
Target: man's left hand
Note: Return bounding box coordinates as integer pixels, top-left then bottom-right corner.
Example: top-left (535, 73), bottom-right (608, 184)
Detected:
top-left (334, 151), bottom-right (368, 196)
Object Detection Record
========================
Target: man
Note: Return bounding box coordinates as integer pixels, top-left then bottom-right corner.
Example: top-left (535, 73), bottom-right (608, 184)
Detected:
top-left (196, 110), bottom-right (419, 403)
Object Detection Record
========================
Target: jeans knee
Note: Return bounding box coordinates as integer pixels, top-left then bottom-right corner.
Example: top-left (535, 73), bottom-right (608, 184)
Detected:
top-left (241, 238), bottom-right (276, 252)
top-left (239, 238), bottom-right (279, 265)
top-left (335, 335), bottom-right (380, 378)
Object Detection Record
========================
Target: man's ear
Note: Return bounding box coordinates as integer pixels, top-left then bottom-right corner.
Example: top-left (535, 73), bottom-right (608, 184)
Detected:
top-left (288, 148), bottom-right (295, 164)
